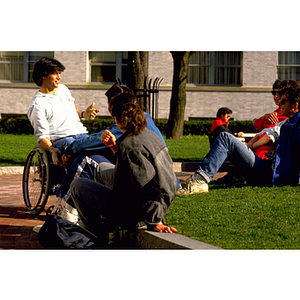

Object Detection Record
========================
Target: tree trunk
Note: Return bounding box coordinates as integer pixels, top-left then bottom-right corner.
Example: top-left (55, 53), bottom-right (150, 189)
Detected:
top-left (127, 51), bottom-right (149, 111)
top-left (166, 51), bottom-right (194, 139)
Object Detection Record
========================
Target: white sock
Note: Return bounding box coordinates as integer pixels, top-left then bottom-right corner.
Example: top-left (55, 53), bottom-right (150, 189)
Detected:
top-left (193, 173), bottom-right (207, 184)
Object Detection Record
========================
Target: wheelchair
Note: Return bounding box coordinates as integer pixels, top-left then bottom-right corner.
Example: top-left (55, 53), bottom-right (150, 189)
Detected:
top-left (22, 145), bottom-right (67, 215)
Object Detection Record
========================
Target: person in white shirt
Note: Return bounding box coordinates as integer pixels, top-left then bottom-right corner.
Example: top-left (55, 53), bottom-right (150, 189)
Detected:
top-left (27, 57), bottom-right (99, 164)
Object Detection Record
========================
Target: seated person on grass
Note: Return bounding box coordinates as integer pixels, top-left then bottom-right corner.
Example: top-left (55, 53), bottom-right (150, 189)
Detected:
top-left (177, 79), bottom-right (300, 195)
top-left (250, 79), bottom-right (288, 159)
top-left (209, 107), bottom-right (244, 147)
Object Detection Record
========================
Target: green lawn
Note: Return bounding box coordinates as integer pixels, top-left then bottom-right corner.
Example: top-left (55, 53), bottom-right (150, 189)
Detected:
top-left (1, 133), bottom-right (300, 249)
top-left (165, 134), bottom-right (210, 162)
top-left (166, 185), bottom-right (300, 249)
top-left (0, 133), bottom-right (210, 166)
top-left (0, 134), bottom-right (37, 166)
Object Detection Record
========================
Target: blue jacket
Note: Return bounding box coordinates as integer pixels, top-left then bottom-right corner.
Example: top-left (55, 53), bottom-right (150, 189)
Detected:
top-left (65, 112), bottom-right (166, 162)
top-left (272, 111), bottom-right (300, 186)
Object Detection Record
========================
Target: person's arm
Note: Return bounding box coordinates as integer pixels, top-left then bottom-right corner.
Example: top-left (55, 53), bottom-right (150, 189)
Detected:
top-left (39, 137), bottom-right (52, 152)
top-left (76, 102), bottom-right (99, 119)
top-left (248, 134), bottom-right (272, 150)
top-left (137, 176), bottom-right (177, 233)
top-left (263, 111), bottom-right (279, 124)
top-left (64, 123), bottom-right (123, 157)
top-left (39, 137), bottom-right (62, 165)
top-left (101, 130), bottom-right (118, 153)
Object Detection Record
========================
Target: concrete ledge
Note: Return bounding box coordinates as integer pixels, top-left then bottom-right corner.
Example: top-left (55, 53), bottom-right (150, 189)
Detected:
top-left (130, 229), bottom-right (222, 250)
top-left (173, 161), bottom-right (233, 173)
top-left (0, 162), bottom-right (199, 175)
top-left (0, 166), bottom-right (24, 175)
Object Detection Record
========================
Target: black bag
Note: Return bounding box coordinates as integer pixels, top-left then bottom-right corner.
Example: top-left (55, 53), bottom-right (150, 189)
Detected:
top-left (38, 214), bottom-right (104, 249)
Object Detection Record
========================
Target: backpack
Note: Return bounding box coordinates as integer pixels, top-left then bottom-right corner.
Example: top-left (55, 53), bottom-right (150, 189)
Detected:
top-left (38, 214), bottom-right (107, 249)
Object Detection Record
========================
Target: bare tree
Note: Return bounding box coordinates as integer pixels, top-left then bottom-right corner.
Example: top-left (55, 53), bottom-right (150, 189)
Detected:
top-left (127, 51), bottom-right (149, 112)
top-left (166, 51), bottom-right (194, 139)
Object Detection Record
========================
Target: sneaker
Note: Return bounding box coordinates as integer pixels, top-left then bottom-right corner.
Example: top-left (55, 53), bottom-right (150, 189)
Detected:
top-left (176, 176), bottom-right (209, 196)
top-left (58, 203), bottom-right (79, 224)
top-left (33, 224), bottom-right (43, 234)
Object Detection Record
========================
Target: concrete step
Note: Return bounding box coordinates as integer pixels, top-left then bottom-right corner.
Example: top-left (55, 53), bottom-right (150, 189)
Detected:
top-left (132, 229), bottom-right (222, 250)
top-left (0, 166), bottom-right (24, 175)
top-left (0, 162), bottom-right (199, 175)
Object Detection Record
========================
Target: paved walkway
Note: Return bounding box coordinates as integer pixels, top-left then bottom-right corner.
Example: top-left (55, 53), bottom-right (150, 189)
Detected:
top-left (0, 168), bottom-right (226, 250)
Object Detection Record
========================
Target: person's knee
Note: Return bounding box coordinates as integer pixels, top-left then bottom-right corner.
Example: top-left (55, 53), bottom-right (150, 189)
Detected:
top-left (70, 178), bottom-right (86, 200)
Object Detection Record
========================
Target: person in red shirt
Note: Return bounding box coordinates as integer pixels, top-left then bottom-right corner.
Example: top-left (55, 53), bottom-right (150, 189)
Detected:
top-left (250, 79), bottom-right (287, 159)
top-left (210, 107), bottom-right (243, 147)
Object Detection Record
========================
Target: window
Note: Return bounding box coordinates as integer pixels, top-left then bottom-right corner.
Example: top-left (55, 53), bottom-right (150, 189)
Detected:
top-left (0, 51), bottom-right (54, 82)
top-left (89, 51), bottom-right (128, 83)
top-left (278, 51), bottom-right (300, 80)
top-left (187, 51), bottom-right (242, 86)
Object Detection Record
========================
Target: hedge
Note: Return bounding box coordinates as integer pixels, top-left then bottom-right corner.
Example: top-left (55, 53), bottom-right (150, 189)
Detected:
top-left (154, 119), bottom-right (256, 136)
top-left (0, 117), bottom-right (257, 136)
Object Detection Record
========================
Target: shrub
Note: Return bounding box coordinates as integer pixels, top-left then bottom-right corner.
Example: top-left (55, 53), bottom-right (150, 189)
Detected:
top-left (82, 118), bottom-right (113, 134)
top-left (0, 117), bottom-right (257, 136)
top-left (0, 117), bottom-right (34, 134)
top-left (154, 119), bottom-right (256, 136)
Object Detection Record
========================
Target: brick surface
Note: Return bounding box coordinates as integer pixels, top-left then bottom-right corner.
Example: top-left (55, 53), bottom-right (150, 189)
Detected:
top-left (0, 171), bottom-right (226, 250)
top-left (0, 174), bottom-right (57, 249)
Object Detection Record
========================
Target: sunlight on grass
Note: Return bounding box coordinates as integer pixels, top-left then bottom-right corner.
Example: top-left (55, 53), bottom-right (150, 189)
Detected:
top-left (165, 185), bottom-right (300, 249)
top-left (165, 135), bottom-right (210, 161)
top-left (0, 134), bottom-right (37, 166)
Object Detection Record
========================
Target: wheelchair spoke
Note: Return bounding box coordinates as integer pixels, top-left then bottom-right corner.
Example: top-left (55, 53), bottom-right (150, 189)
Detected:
top-left (22, 146), bottom-right (50, 215)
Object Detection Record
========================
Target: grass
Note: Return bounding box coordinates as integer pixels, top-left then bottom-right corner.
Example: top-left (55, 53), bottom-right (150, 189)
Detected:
top-left (0, 134), bottom-right (37, 166)
top-left (165, 134), bottom-right (210, 161)
top-left (0, 133), bottom-right (210, 166)
top-left (165, 184), bottom-right (300, 249)
top-left (1, 133), bottom-right (300, 249)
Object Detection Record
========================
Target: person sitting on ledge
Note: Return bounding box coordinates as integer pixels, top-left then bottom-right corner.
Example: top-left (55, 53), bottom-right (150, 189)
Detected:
top-left (177, 79), bottom-right (300, 195)
top-left (209, 107), bottom-right (243, 147)
top-left (70, 91), bottom-right (178, 241)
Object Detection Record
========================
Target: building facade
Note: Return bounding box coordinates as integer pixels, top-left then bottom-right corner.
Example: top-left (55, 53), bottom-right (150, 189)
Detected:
top-left (0, 51), bottom-right (299, 121)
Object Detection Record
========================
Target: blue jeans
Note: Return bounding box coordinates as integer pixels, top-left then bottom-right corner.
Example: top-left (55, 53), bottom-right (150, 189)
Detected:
top-left (56, 154), bottom-right (109, 203)
top-left (52, 134), bottom-right (89, 154)
top-left (70, 177), bottom-right (116, 238)
top-left (195, 132), bottom-right (273, 186)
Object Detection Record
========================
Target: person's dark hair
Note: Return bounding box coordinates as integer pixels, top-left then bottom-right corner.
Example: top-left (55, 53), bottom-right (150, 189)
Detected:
top-left (32, 57), bottom-right (66, 86)
top-left (109, 92), bottom-right (147, 135)
top-left (105, 83), bottom-right (135, 102)
top-left (281, 79), bottom-right (300, 105)
top-left (272, 79), bottom-right (282, 90)
top-left (216, 107), bottom-right (232, 118)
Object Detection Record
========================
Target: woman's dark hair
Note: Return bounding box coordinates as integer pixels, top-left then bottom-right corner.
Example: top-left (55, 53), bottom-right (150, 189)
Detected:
top-left (216, 107), bottom-right (232, 118)
top-left (109, 92), bottom-right (147, 135)
top-left (32, 57), bottom-right (66, 86)
top-left (281, 79), bottom-right (300, 104)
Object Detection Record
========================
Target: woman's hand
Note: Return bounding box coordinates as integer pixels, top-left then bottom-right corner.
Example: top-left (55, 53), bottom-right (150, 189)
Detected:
top-left (264, 112), bottom-right (279, 124)
top-left (154, 221), bottom-right (177, 233)
top-left (102, 130), bottom-right (118, 153)
top-left (102, 130), bottom-right (116, 147)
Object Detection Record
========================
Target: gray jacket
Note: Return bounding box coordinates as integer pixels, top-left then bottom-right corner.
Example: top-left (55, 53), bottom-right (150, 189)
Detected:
top-left (112, 128), bottom-right (177, 228)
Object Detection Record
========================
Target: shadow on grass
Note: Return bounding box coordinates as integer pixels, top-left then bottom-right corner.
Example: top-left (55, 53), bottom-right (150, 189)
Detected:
top-left (0, 159), bottom-right (25, 166)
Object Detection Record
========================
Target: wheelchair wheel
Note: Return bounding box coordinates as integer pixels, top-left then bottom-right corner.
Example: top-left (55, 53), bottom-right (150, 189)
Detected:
top-left (22, 145), bottom-right (50, 215)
